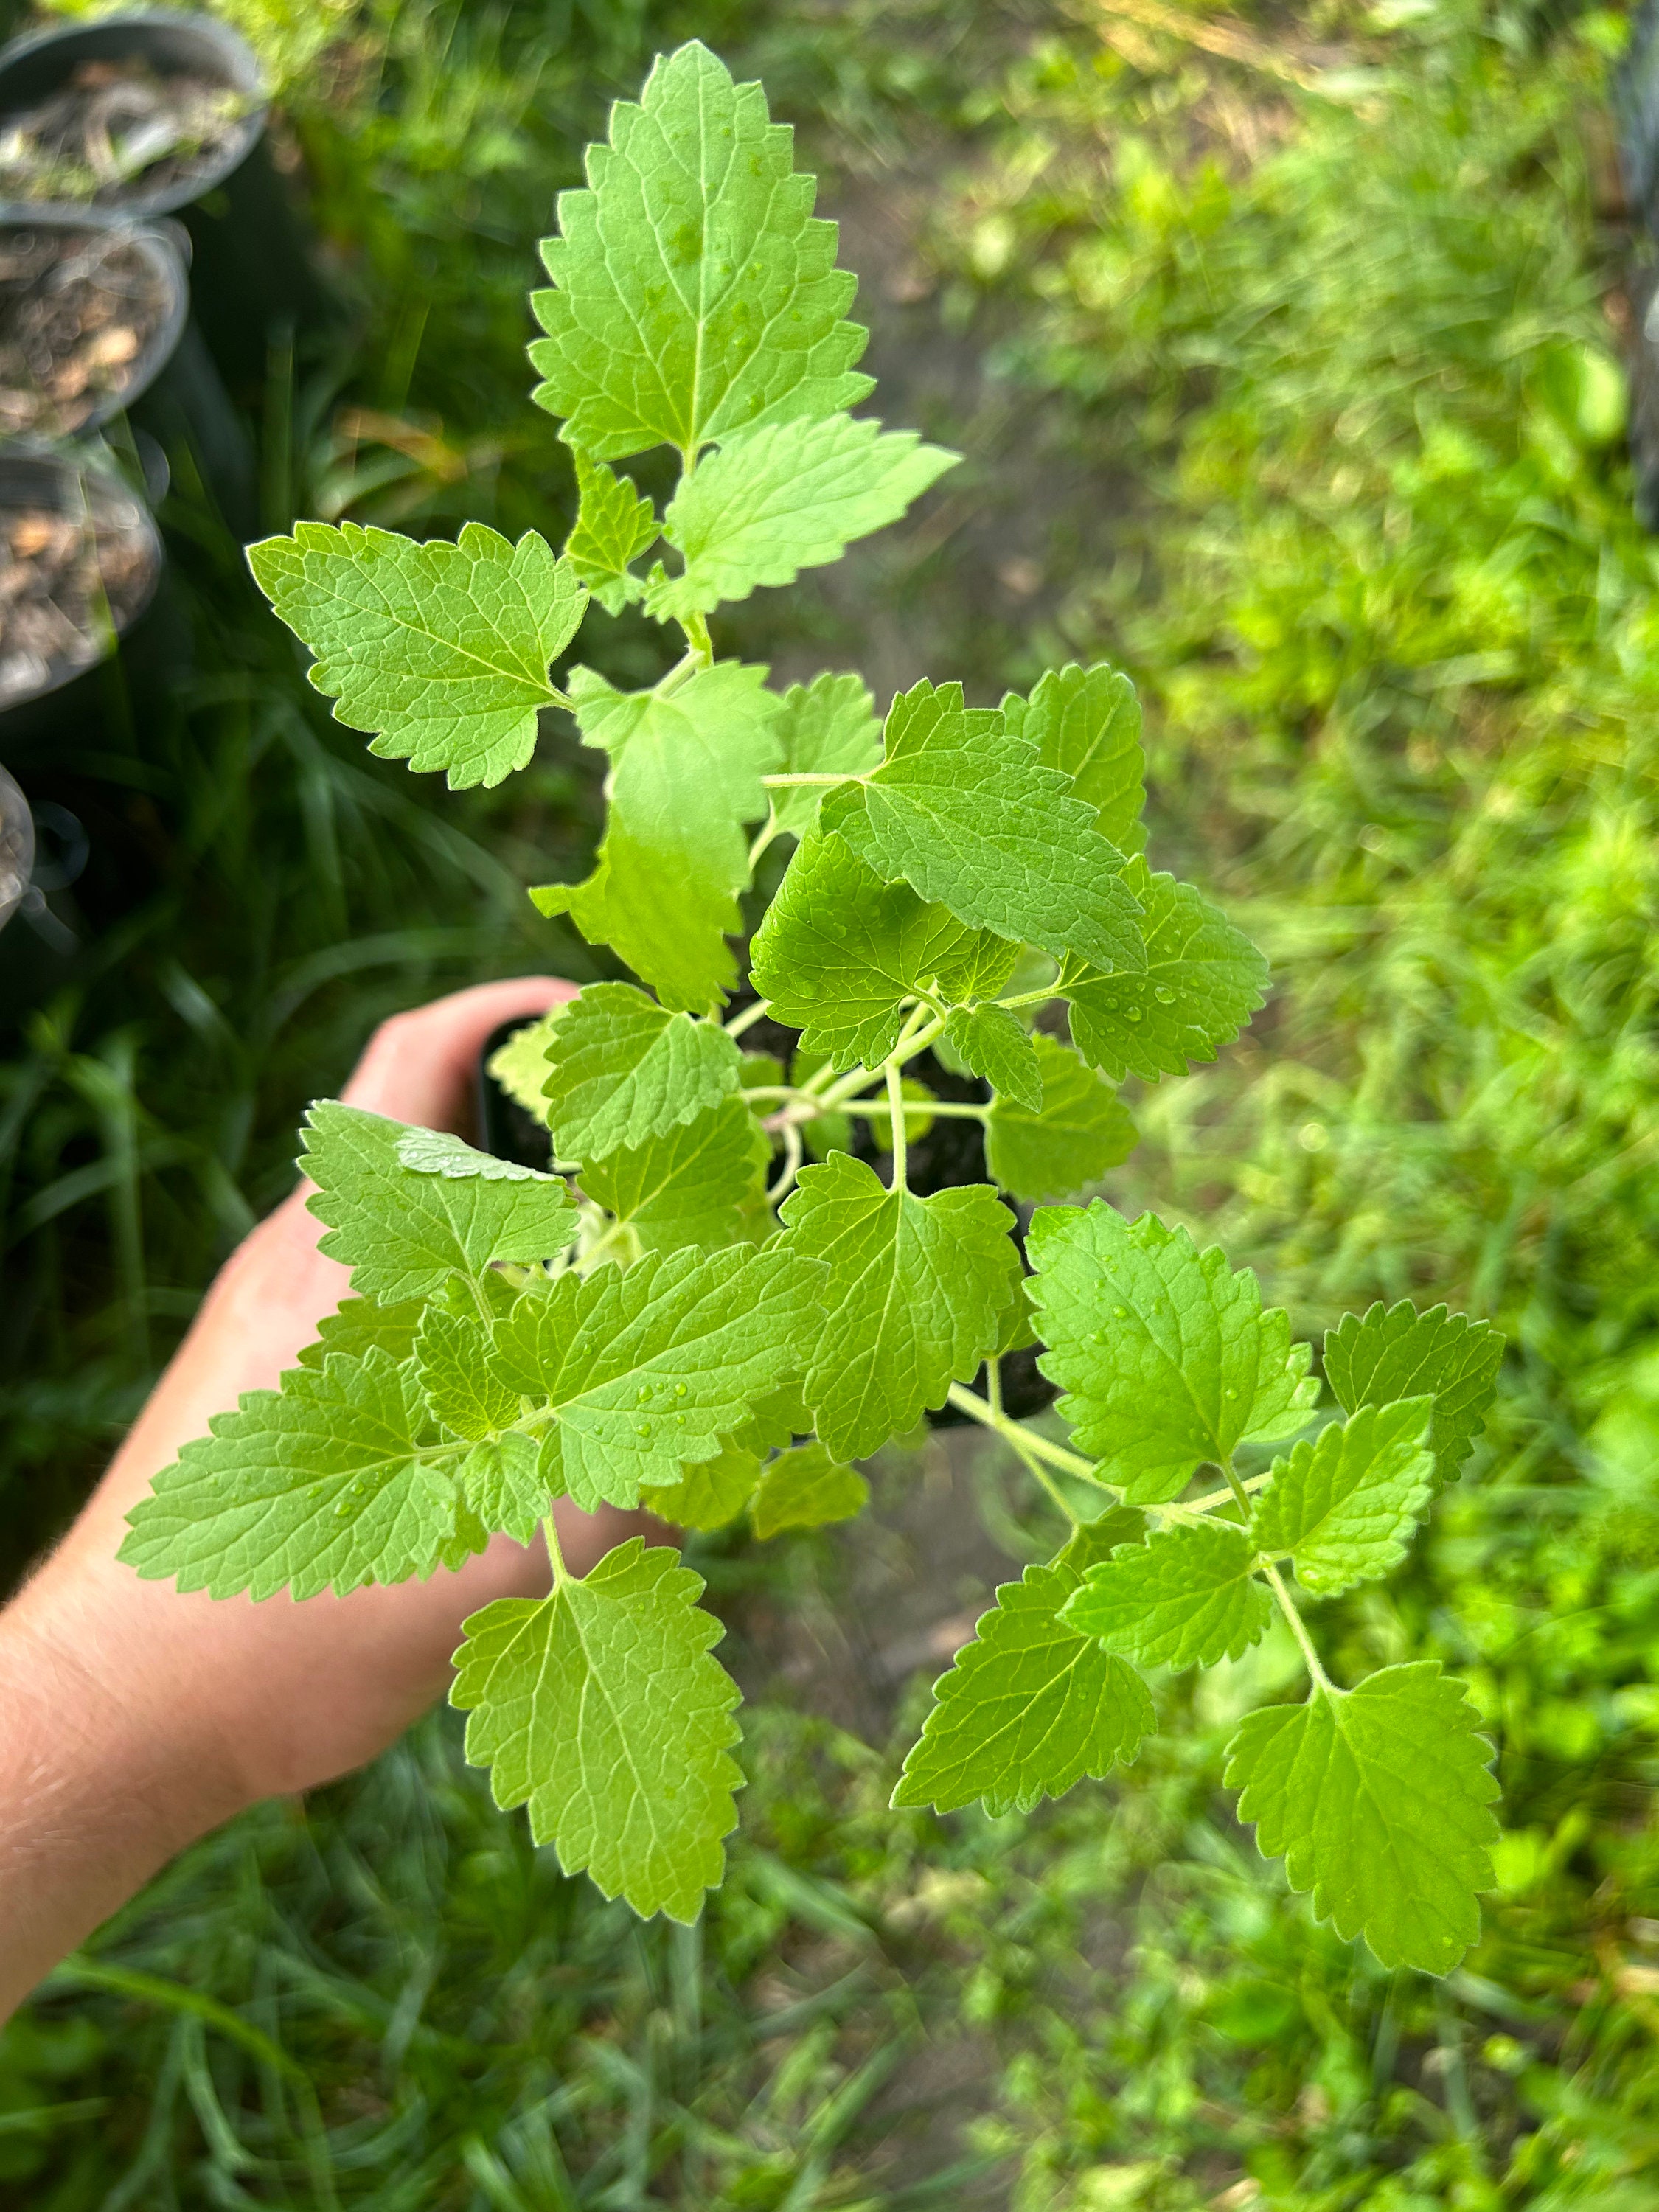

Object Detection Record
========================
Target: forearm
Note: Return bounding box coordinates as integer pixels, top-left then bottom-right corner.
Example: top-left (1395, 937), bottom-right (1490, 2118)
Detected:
top-left (0, 1599), bottom-right (239, 2020)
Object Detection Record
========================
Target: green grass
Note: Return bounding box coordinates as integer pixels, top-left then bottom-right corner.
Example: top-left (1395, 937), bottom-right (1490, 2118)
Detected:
top-left (8, 0), bottom-right (1659, 2202)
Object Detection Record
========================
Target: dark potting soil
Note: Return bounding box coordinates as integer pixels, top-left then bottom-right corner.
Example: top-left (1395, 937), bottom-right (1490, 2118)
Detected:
top-left (0, 488), bottom-right (156, 709)
top-left (0, 60), bottom-right (254, 209)
top-left (0, 225), bottom-right (170, 437)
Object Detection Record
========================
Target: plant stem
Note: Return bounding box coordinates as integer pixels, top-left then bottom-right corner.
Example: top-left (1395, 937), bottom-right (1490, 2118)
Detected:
top-left (747, 815), bottom-right (781, 870)
top-left (1262, 1560), bottom-right (1334, 1692)
top-left (839, 1098), bottom-right (988, 1120)
top-left (681, 608), bottom-right (714, 666)
top-left (886, 1060), bottom-right (908, 1187)
top-left (761, 771), bottom-right (859, 787)
top-left (543, 1511), bottom-right (571, 1591)
top-left (944, 1382), bottom-right (1113, 1488)
top-left (724, 997), bottom-right (773, 1041)
top-left (767, 1121), bottom-right (804, 1205)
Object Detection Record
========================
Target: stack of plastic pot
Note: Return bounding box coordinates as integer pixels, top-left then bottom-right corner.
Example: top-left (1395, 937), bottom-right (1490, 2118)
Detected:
top-left (0, 8), bottom-right (322, 996)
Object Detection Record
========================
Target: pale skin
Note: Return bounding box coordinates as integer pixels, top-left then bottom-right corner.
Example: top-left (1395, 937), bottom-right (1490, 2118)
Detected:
top-left (0, 977), bottom-right (650, 2023)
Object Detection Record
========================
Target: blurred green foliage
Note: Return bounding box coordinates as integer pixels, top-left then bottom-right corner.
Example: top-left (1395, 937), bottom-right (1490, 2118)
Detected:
top-left (10, 0), bottom-right (1659, 2202)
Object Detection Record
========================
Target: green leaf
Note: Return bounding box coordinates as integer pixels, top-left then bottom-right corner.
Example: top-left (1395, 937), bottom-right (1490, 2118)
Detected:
top-left (820, 680), bottom-right (1144, 974)
top-left (538, 984), bottom-right (742, 1161)
top-left (485, 1242), bottom-right (824, 1509)
top-left (1001, 661), bottom-right (1145, 852)
top-left (768, 673), bottom-right (882, 841)
top-left (452, 1539), bottom-right (743, 1921)
top-left (751, 834), bottom-right (1009, 1074)
top-left (414, 1304), bottom-right (522, 1441)
top-left (750, 1441), bottom-right (869, 1537)
top-left (296, 1293), bottom-right (425, 1371)
top-left (1057, 1520), bottom-right (1270, 1669)
top-left (641, 1438), bottom-right (762, 1529)
top-left (580, 1096), bottom-right (769, 1252)
top-left (1225, 1663), bottom-right (1498, 1974)
top-left (487, 1013), bottom-right (561, 1130)
top-left (1251, 1399), bottom-right (1435, 1597)
top-left (647, 415), bottom-right (957, 620)
top-left (529, 41), bottom-right (870, 460)
top-left (460, 1433), bottom-right (553, 1545)
top-left (532, 662), bottom-right (782, 1011)
top-left (779, 1153), bottom-right (1019, 1460)
top-left (1026, 1202), bottom-right (1318, 1504)
top-left (984, 1035), bottom-right (1136, 1201)
top-left (944, 1004), bottom-right (1043, 1112)
top-left (1060, 860), bottom-right (1269, 1084)
top-left (890, 1546), bottom-right (1153, 1815)
top-left (565, 451), bottom-right (657, 612)
top-left (302, 1102), bottom-right (579, 1303)
top-left (247, 522), bottom-right (585, 790)
top-left (119, 1349), bottom-right (456, 1600)
top-left (395, 1126), bottom-right (561, 1182)
top-left (1324, 1301), bottom-right (1505, 1489)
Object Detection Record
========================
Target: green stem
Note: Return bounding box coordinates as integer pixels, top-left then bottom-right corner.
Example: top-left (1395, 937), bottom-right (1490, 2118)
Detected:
top-left (681, 608), bottom-right (714, 666)
top-left (886, 1060), bottom-right (908, 1188)
top-left (724, 997), bottom-right (773, 1041)
top-left (1263, 1561), bottom-right (1334, 1693)
top-left (546, 684), bottom-right (574, 713)
top-left (543, 1510), bottom-right (571, 1591)
top-left (840, 1098), bottom-right (988, 1121)
top-left (1188, 1469), bottom-right (1272, 1512)
top-left (747, 815), bottom-right (782, 871)
top-left (761, 771), bottom-right (858, 788)
top-left (945, 1382), bottom-right (1114, 1489)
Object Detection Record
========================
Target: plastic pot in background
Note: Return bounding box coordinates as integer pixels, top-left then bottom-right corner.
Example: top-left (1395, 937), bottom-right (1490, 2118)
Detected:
top-left (0, 206), bottom-right (254, 532)
top-left (0, 11), bottom-right (327, 393)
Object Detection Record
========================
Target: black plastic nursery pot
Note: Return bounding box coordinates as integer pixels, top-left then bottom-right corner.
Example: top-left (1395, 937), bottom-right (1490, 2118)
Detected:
top-left (0, 10), bottom-right (326, 392)
top-left (0, 207), bottom-right (256, 532)
top-left (0, 444), bottom-right (173, 1016)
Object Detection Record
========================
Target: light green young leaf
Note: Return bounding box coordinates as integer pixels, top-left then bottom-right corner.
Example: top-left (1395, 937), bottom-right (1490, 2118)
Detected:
top-left (891, 1546), bottom-right (1153, 1816)
top-left (565, 451), bottom-right (657, 611)
top-left (461, 1433), bottom-right (554, 1545)
top-left (779, 1153), bottom-right (1019, 1461)
top-left (532, 662), bottom-right (782, 1012)
top-left (944, 1004), bottom-right (1043, 1113)
top-left (538, 984), bottom-right (742, 1161)
top-left (1060, 860), bottom-right (1269, 1083)
top-left (485, 1242), bottom-right (824, 1509)
top-left (529, 41), bottom-right (870, 459)
top-left (1251, 1398), bottom-right (1435, 1597)
top-left (119, 1349), bottom-right (456, 1600)
top-left (414, 1304), bottom-right (522, 1441)
top-left (487, 1012), bottom-right (561, 1130)
top-left (247, 522), bottom-right (585, 790)
top-left (647, 415), bottom-right (957, 621)
top-left (641, 1439), bottom-right (762, 1529)
top-left (767, 673), bottom-right (882, 841)
top-left (984, 1035), bottom-right (1135, 1202)
top-left (1324, 1301), bottom-right (1504, 1489)
top-left (580, 1096), bottom-right (769, 1252)
top-left (452, 1540), bottom-right (742, 1921)
top-left (1225, 1663), bottom-right (1498, 1974)
top-left (819, 680), bottom-right (1144, 975)
top-left (296, 1293), bottom-right (425, 1371)
top-left (751, 834), bottom-right (1009, 1073)
top-left (1057, 1520), bottom-right (1271, 1669)
top-left (302, 1102), bottom-right (579, 1303)
top-left (751, 1441), bottom-right (869, 1538)
top-left (1026, 1202), bottom-right (1318, 1504)
top-left (396, 1126), bottom-right (560, 1182)
top-left (1001, 661), bottom-right (1145, 852)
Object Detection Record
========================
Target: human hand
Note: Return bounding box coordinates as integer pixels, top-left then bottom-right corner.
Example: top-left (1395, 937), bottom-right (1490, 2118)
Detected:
top-left (0, 978), bottom-right (651, 2015)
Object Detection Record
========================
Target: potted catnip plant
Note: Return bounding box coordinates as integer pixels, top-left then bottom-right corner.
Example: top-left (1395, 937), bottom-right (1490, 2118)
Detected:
top-left (122, 44), bottom-right (1507, 1975)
